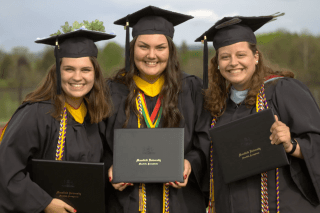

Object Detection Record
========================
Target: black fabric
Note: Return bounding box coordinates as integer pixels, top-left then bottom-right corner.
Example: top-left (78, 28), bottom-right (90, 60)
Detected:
top-left (102, 73), bottom-right (211, 213)
top-left (203, 37), bottom-right (208, 89)
top-left (195, 16), bottom-right (273, 50)
top-left (212, 78), bottom-right (320, 213)
top-left (0, 101), bottom-right (105, 213)
top-left (114, 5), bottom-right (193, 38)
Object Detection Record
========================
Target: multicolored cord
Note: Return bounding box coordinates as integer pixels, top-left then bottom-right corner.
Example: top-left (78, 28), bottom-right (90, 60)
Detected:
top-left (136, 91), bottom-right (169, 213)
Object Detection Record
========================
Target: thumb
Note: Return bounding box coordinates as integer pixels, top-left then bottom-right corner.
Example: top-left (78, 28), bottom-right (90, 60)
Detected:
top-left (274, 114), bottom-right (279, 122)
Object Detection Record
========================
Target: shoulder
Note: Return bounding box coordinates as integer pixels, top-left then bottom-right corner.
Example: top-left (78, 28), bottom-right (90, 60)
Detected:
top-left (181, 72), bottom-right (203, 90)
top-left (107, 79), bottom-right (129, 97)
top-left (265, 77), bottom-right (309, 101)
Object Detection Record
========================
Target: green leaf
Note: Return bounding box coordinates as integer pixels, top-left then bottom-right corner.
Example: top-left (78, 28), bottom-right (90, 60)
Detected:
top-left (61, 21), bottom-right (72, 33)
top-left (72, 21), bottom-right (83, 31)
top-left (50, 30), bottom-right (62, 36)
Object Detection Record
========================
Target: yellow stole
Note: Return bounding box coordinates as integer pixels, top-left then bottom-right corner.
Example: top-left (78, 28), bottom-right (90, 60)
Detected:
top-left (133, 75), bottom-right (164, 97)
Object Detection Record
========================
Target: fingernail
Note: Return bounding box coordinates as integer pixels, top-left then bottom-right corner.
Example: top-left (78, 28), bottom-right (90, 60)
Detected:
top-left (126, 183), bottom-right (131, 185)
top-left (165, 183), bottom-right (169, 186)
top-left (109, 177), bottom-right (112, 182)
top-left (184, 175), bottom-right (187, 179)
top-left (74, 210), bottom-right (77, 213)
top-left (122, 183), bottom-right (126, 186)
top-left (169, 182), bottom-right (173, 185)
top-left (175, 181), bottom-right (178, 184)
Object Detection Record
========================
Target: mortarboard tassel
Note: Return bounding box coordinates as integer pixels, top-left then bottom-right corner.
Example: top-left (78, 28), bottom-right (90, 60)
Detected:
top-left (125, 16), bottom-right (130, 73)
top-left (55, 36), bottom-right (62, 95)
top-left (203, 35), bottom-right (208, 89)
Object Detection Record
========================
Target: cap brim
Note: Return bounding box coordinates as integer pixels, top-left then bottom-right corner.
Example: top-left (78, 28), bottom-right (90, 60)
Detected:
top-left (195, 16), bottom-right (273, 42)
top-left (114, 5), bottom-right (193, 27)
top-left (35, 29), bottom-right (116, 45)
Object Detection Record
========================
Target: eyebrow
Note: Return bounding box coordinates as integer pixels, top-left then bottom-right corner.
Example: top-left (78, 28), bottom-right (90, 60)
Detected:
top-left (62, 66), bottom-right (93, 69)
top-left (138, 41), bottom-right (167, 47)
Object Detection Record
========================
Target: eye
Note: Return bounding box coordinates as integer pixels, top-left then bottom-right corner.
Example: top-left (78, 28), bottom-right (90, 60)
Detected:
top-left (157, 46), bottom-right (166, 50)
top-left (139, 45), bottom-right (148, 49)
top-left (220, 56), bottom-right (229, 60)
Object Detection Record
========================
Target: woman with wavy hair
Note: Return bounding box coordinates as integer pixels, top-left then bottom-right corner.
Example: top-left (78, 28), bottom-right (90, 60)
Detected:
top-left (196, 15), bottom-right (320, 213)
top-left (0, 24), bottom-right (115, 212)
top-left (103, 6), bottom-right (210, 213)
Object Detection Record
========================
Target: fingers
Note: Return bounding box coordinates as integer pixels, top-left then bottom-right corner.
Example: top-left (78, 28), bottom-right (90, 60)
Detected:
top-left (165, 159), bottom-right (191, 189)
top-left (64, 203), bottom-right (76, 213)
top-left (274, 115), bottom-right (279, 122)
top-left (111, 182), bottom-right (134, 191)
top-left (108, 165), bottom-right (113, 182)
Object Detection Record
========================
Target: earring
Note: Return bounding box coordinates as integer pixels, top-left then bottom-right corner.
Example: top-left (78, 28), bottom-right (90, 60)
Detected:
top-left (256, 61), bottom-right (258, 64)
top-left (217, 66), bottom-right (220, 70)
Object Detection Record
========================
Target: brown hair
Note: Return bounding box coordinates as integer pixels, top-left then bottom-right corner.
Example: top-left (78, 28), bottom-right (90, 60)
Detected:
top-left (204, 42), bottom-right (294, 117)
top-left (24, 56), bottom-right (113, 123)
top-left (112, 35), bottom-right (183, 128)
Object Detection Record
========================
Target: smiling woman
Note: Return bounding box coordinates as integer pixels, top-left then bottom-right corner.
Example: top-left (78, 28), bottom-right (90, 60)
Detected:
top-left (0, 22), bottom-right (116, 213)
top-left (102, 5), bottom-right (211, 213)
top-left (196, 14), bottom-right (320, 213)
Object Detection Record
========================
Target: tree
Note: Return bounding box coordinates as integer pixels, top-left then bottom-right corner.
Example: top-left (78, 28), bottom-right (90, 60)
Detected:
top-left (98, 42), bottom-right (124, 76)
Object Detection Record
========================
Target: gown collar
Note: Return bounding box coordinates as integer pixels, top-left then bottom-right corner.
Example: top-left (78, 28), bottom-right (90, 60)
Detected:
top-left (230, 86), bottom-right (248, 104)
top-left (65, 101), bottom-right (87, 124)
top-left (133, 75), bottom-right (165, 97)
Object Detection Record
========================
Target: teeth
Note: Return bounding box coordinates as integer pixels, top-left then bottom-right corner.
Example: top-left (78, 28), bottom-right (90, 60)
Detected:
top-left (229, 69), bottom-right (242, 73)
top-left (71, 84), bottom-right (84, 87)
top-left (145, 61), bottom-right (157, 65)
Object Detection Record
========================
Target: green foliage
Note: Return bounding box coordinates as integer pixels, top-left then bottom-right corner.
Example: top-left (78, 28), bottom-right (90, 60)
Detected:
top-left (0, 92), bottom-right (20, 121)
top-left (97, 42), bottom-right (124, 76)
top-left (50, 20), bottom-right (106, 36)
top-left (0, 54), bottom-right (13, 79)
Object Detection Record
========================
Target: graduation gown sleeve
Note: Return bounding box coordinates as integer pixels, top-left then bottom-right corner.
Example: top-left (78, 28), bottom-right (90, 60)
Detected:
top-left (267, 77), bottom-right (320, 205)
top-left (0, 103), bottom-right (53, 212)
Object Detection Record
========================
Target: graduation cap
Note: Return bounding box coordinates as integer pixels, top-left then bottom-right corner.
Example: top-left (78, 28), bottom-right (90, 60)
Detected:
top-left (114, 5), bottom-right (193, 73)
top-left (195, 13), bottom-right (284, 89)
top-left (35, 27), bottom-right (116, 94)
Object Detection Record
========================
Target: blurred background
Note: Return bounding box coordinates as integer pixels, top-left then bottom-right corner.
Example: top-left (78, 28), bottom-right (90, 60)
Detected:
top-left (1, 0), bottom-right (320, 128)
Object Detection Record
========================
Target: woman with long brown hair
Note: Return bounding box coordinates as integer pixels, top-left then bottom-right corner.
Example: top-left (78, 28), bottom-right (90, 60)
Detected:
top-left (0, 24), bottom-right (115, 212)
top-left (196, 15), bottom-right (320, 212)
top-left (103, 6), bottom-right (211, 213)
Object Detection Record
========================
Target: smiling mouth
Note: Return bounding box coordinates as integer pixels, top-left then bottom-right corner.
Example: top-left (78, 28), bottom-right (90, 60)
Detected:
top-left (228, 69), bottom-right (243, 74)
top-left (145, 61), bottom-right (159, 65)
top-left (69, 83), bottom-right (85, 89)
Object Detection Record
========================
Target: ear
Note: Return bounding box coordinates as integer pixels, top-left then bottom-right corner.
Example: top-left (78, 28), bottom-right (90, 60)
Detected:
top-left (254, 51), bottom-right (259, 62)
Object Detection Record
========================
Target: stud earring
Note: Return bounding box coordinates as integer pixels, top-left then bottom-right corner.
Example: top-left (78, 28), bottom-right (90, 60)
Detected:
top-left (217, 66), bottom-right (220, 70)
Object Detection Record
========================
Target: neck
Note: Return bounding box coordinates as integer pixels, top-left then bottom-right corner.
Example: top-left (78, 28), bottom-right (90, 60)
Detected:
top-left (65, 96), bottom-right (83, 109)
top-left (232, 83), bottom-right (248, 91)
top-left (140, 73), bottom-right (161, 84)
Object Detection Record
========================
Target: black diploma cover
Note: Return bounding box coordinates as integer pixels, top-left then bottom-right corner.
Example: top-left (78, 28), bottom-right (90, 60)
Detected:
top-left (31, 159), bottom-right (105, 213)
top-left (209, 109), bottom-right (289, 183)
top-left (113, 128), bottom-right (184, 183)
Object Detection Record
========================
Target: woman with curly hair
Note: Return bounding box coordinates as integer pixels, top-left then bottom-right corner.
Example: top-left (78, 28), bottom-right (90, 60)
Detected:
top-left (0, 24), bottom-right (115, 212)
top-left (196, 15), bottom-right (320, 213)
top-left (103, 5), bottom-right (211, 213)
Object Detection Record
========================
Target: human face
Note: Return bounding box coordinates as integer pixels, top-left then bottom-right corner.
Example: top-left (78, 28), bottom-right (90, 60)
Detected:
top-left (218, 42), bottom-right (259, 91)
top-left (60, 57), bottom-right (94, 105)
top-left (134, 34), bottom-right (169, 82)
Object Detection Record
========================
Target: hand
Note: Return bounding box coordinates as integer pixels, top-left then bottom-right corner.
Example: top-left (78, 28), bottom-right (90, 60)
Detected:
top-left (165, 159), bottom-right (192, 189)
top-left (44, 198), bottom-right (76, 213)
top-left (108, 165), bottom-right (133, 191)
top-left (270, 115), bottom-right (292, 152)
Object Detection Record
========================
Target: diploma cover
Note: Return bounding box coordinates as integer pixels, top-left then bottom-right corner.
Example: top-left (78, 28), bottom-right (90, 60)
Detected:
top-left (31, 159), bottom-right (105, 213)
top-left (209, 108), bottom-right (289, 183)
top-left (113, 128), bottom-right (184, 183)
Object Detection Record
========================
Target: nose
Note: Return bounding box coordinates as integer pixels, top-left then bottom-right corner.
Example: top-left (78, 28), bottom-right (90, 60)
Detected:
top-left (72, 70), bottom-right (82, 81)
top-left (147, 48), bottom-right (156, 59)
top-left (229, 55), bottom-right (239, 67)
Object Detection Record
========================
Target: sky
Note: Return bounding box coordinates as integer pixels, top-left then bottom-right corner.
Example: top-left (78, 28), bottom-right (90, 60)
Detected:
top-left (1, 0), bottom-right (319, 53)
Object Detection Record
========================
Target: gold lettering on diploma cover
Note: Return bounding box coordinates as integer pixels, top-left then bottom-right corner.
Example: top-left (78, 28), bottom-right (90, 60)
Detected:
top-left (56, 191), bottom-right (82, 199)
top-left (136, 159), bottom-right (161, 166)
top-left (239, 148), bottom-right (261, 160)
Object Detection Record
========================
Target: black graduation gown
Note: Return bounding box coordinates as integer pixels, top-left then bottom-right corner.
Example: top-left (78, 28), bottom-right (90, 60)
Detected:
top-left (212, 77), bottom-right (320, 213)
top-left (103, 73), bottom-right (211, 213)
top-left (0, 101), bottom-right (104, 213)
